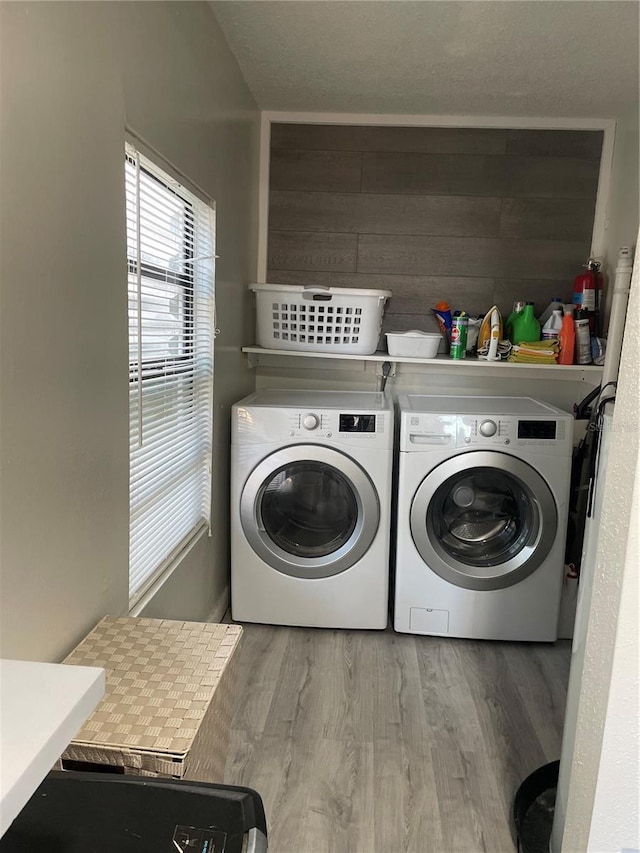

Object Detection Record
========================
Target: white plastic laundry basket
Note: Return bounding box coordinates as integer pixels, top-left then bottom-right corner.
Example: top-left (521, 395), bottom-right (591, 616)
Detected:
top-left (251, 283), bottom-right (392, 355)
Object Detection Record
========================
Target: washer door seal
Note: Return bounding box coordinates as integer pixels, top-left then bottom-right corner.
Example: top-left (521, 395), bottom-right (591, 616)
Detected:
top-left (410, 451), bottom-right (558, 591)
top-left (240, 445), bottom-right (380, 579)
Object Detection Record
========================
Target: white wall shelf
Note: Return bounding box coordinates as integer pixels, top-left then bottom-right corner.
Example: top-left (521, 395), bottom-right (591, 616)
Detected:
top-left (242, 347), bottom-right (604, 383)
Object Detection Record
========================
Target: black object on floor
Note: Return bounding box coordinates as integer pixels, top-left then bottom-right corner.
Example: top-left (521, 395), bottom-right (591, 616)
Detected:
top-left (0, 770), bottom-right (267, 852)
top-left (513, 760), bottom-right (560, 853)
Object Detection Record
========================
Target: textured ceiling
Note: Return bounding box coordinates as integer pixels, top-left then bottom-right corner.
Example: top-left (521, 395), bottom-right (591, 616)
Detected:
top-left (211, 1), bottom-right (639, 117)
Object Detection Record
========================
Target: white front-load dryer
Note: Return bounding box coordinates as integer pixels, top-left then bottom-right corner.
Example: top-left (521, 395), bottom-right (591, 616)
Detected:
top-left (231, 390), bottom-right (393, 629)
top-left (393, 395), bottom-right (573, 641)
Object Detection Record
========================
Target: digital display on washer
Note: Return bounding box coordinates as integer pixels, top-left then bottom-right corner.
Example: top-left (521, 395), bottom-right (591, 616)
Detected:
top-left (339, 414), bottom-right (376, 433)
top-left (518, 420), bottom-right (557, 440)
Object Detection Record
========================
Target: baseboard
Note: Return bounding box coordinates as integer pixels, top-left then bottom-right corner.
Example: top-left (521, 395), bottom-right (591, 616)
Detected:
top-left (207, 586), bottom-right (230, 624)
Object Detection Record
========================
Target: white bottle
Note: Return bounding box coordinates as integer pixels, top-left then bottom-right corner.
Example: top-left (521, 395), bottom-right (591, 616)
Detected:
top-left (542, 307), bottom-right (563, 340)
top-left (538, 297), bottom-right (564, 328)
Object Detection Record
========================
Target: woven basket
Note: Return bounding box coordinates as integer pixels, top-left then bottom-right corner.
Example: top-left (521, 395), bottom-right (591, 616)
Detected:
top-left (57, 617), bottom-right (242, 782)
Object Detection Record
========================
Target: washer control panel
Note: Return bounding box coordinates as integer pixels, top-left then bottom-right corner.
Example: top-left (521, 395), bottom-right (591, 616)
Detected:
top-left (286, 410), bottom-right (387, 441)
top-left (233, 397), bottom-right (393, 449)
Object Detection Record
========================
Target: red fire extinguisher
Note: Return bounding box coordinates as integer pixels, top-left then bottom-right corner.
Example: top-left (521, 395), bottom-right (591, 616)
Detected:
top-left (572, 258), bottom-right (603, 335)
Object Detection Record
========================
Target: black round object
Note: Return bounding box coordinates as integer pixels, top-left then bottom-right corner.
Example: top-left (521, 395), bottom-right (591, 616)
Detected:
top-left (513, 760), bottom-right (560, 853)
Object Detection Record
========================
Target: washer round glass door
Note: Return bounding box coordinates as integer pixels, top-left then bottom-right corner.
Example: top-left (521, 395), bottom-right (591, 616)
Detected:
top-left (240, 445), bottom-right (380, 578)
top-left (410, 451), bottom-right (557, 590)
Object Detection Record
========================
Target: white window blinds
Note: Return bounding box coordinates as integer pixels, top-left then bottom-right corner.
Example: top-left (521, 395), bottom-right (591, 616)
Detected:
top-left (126, 142), bottom-right (215, 607)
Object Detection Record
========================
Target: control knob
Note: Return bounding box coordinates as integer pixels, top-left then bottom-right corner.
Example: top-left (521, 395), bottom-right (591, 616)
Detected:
top-left (302, 412), bottom-right (320, 430)
top-left (479, 419), bottom-right (497, 437)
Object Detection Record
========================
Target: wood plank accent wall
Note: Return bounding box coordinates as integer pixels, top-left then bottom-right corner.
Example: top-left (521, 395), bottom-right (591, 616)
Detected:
top-left (267, 124), bottom-right (602, 337)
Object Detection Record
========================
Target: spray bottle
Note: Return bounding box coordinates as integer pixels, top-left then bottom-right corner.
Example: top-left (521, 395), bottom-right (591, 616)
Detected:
top-left (432, 301), bottom-right (452, 341)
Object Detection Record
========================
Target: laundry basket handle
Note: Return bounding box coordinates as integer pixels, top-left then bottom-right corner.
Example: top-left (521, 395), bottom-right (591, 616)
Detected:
top-left (303, 285), bottom-right (333, 301)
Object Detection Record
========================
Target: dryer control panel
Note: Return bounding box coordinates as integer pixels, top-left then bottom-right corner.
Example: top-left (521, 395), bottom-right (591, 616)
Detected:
top-left (456, 415), bottom-right (569, 454)
top-left (401, 412), bottom-right (572, 457)
top-left (458, 416), bottom-right (513, 447)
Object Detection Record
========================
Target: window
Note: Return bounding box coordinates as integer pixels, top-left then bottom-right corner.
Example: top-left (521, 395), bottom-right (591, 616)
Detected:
top-left (125, 142), bottom-right (215, 607)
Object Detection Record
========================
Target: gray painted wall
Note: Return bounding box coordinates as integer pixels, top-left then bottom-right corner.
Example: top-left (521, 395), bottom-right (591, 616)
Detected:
top-left (0, 1), bottom-right (259, 662)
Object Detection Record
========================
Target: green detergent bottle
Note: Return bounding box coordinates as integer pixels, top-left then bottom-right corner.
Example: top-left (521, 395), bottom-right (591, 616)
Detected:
top-left (511, 301), bottom-right (541, 344)
top-left (505, 301), bottom-right (525, 342)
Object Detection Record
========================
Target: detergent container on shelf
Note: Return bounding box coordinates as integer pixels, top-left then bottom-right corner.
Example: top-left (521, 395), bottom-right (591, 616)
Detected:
top-left (505, 301), bottom-right (526, 342)
top-left (558, 305), bottom-right (576, 365)
top-left (538, 297), bottom-right (564, 328)
top-left (542, 308), bottom-right (563, 341)
top-left (511, 302), bottom-right (540, 345)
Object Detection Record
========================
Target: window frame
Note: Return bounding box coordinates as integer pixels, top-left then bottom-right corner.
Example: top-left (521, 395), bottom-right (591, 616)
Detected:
top-left (125, 141), bottom-right (216, 609)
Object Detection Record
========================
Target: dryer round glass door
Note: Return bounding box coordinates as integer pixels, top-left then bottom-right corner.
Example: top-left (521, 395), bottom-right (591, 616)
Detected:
top-left (240, 445), bottom-right (380, 578)
top-left (410, 451), bottom-right (558, 590)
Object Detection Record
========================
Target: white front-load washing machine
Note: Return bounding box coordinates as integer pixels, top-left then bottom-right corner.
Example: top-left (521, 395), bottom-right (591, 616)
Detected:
top-left (393, 395), bottom-right (573, 641)
top-left (231, 390), bottom-right (393, 629)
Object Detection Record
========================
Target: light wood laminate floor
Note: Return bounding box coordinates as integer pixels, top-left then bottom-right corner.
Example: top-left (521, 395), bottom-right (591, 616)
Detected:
top-left (224, 623), bottom-right (570, 853)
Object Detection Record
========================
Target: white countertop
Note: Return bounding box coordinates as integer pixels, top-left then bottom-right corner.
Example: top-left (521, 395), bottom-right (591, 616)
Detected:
top-left (0, 658), bottom-right (105, 837)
